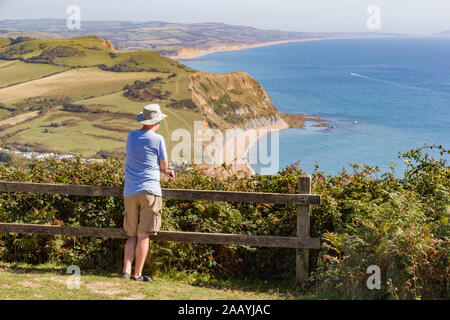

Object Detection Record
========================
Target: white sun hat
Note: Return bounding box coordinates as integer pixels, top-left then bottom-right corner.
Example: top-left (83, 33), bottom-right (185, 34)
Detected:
top-left (136, 104), bottom-right (167, 125)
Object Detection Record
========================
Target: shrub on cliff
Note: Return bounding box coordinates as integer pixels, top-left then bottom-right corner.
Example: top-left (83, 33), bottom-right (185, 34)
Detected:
top-left (166, 99), bottom-right (197, 110)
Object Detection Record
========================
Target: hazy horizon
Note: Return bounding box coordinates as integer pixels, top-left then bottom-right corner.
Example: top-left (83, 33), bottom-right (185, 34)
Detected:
top-left (0, 0), bottom-right (449, 35)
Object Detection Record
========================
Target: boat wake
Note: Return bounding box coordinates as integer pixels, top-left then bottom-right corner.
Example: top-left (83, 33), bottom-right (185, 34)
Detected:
top-left (349, 72), bottom-right (440, 92)
top-left (349, 72), bottom-right (371, 79)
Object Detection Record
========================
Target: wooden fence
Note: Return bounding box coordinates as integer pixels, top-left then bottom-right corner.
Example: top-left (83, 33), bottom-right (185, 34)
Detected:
top-left (0, 174), bottom-right (320, 283)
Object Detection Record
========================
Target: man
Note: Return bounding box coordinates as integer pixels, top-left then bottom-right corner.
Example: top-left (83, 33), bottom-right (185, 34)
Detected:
top-left (121, 104), bottom-right (175, 282)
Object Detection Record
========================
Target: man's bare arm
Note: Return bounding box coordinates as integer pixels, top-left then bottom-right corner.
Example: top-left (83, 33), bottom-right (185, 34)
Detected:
top-left (160, 159), bottom-right (175, 180)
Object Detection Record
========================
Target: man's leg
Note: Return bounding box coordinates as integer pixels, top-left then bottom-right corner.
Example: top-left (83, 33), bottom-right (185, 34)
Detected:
top-left (122, 194), bottom-right (139, 276)
top-left (133, 192), bottom-right (161, 280)
top-left (123, 236), bottom-right (137, 275)
top-left (134, 233), bottom-right (150, 278)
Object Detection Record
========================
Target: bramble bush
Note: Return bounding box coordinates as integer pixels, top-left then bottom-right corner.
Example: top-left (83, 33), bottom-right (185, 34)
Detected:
top-left (310, 145), bottom-right (449, 299)
top-left (0, 144), bottom-right (448, 299)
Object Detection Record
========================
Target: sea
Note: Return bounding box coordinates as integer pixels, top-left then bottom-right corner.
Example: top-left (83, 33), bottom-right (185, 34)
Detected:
top-left (183, 37), bottom-right (450, 176)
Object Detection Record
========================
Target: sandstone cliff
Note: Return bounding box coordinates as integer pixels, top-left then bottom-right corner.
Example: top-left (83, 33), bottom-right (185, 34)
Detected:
top-left (188, 71), bottom-right (287, 130)
top-left (92, 35), bottom-right (116, 52)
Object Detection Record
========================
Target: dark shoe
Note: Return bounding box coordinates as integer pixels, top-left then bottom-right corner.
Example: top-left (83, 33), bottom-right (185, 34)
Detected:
top-left (121, 272), bottom-right (131, 280)
top-left (133, 274), bottom-right (153, 282)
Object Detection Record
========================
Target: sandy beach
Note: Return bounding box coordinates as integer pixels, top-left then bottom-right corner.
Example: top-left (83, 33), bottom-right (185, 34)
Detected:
top-left (170, 35), bottom-right (401, 60)
top-left (201, 119), bottom-right (289, 177)
top-left (227, 120), bottom-right (289, 175)
top-left (216, 112), bottom-right (330, 176)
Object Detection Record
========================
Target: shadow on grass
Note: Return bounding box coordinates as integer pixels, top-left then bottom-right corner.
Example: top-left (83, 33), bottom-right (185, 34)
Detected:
top-left (189, 280), bottom-right (296, 299)
top-left (149, 268), bottom-right (302, 298)
top-left (1, 264), bottom-right (64, 275)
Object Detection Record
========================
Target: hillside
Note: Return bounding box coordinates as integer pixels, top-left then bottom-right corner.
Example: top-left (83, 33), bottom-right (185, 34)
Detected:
top-left (0, 19), bottom-right (399, 57)
top-left (0, 35), bottom-right (288, 161)
top-left (435, 30), bottom-right (450, 36)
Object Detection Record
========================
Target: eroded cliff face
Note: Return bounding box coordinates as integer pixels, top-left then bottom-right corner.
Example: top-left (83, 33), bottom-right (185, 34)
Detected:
top-left (91, 35), bottom-right (116, 52)
top-left (188, 71), bottom-right (287, 130)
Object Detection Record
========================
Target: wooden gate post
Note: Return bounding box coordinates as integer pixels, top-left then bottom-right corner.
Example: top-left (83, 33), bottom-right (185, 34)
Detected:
top-left (296, 173), bottom-right (311, 284)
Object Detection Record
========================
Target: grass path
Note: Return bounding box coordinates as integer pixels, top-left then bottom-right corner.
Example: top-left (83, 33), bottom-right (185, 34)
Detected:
top-left (0, 262), bottom-right (294, 300)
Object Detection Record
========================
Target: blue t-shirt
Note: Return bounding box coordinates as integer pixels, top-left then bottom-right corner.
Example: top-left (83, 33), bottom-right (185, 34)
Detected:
top-left (124, 129), bottom-right (168, 197)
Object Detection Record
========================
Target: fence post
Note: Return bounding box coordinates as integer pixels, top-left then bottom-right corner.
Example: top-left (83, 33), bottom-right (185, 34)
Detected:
top-left (296, 173), bottom-right (311, 284)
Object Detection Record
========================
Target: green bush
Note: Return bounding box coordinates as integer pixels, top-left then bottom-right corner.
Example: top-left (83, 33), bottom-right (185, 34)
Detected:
top-left (25, 46), bottom-right (80, 64)
top-left (0, 145), bottom-right (448, 299)
top-left (122, 78), bottom-right (165, 101)
top-left (166, 99), bottom-right (198, 110)
top-left (310, 145), bottom-right (449, 299)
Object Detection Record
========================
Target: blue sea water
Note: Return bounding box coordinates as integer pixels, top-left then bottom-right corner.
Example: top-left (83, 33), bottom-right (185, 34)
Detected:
top-left (183, 37), bottom-right (450, 176)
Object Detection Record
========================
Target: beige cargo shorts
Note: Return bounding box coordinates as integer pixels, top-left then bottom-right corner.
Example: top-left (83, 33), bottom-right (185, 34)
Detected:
top-left (123, 190), bottom-right (162, 237)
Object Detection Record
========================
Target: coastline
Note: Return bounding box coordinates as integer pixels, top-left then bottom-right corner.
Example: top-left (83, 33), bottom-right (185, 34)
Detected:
top-left (218, 113), bottom-right (326, 176)
top-left (210, 120), bottom-right (289, 176)
top-left (225, 120), bottom-right (289, 176)
top-left (176, 34), bottom-right (404, 175)
top-left (170, 35), bottom-right (404, 60)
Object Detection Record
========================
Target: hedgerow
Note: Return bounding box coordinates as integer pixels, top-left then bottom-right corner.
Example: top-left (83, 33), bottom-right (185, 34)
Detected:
top-left (0, 144), bottom-right (448, 299)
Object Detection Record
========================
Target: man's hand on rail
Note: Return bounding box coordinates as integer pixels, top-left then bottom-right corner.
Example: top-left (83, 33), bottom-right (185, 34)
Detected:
top-left (159, 159), bottom-right (175, 181)
top-left (164, 170), bottom-right (175, 180)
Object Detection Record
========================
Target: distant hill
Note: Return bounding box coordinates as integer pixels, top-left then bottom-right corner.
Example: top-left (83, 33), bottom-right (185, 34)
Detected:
top-left (435, 30), bottom-right (450, 36)
top-left (0, 35), bottom-right (286, 160)
top-left (0, 19), bottom-right (398, 57)
top-left (0, 30), bottom-right (63, 39)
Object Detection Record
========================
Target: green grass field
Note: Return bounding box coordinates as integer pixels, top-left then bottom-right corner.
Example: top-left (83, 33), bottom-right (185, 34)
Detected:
top-left (0, 38), bottom-right (10, 48)
top-left (0, 108), bottom-right (11, 120)
top-left (0, 60), bottom-right (68, 88)
top-left (0, 35), bottom-right (196, 72)
top-left (0, 68), bottom-right (169, 105)
top-left (0, 103), bottom-right (202, 157)
top-left (0, 262), bottom-right (297, 300)
top-left (0, 35), bottom-right (274, 159)
top-left (0, 110), bottom-right (126, 156)
top-left (0, 43), bottom-right (200, 157)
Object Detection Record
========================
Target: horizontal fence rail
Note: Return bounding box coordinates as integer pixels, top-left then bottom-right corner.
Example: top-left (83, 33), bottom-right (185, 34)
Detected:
top-left (0, 179), bottom-right (321, 283)
top-left (0, 223), bottom-right (320, 249)
top-left (0, 182), bottom-right (321, 205)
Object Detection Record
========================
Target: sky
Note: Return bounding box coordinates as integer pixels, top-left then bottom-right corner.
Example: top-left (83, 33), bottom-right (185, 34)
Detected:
top-left (0, 0), bottom-right (449, 34)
